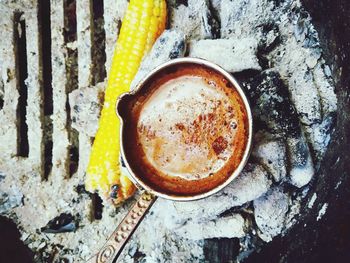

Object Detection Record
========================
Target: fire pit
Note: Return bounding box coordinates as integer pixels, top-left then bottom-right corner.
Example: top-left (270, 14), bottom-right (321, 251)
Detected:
top-left (0, 0), bottom-right (349, 262)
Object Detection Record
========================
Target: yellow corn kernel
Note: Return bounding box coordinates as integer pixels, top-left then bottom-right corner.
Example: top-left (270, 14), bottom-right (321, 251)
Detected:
top-left (85, 0), bottom-right (167, 203)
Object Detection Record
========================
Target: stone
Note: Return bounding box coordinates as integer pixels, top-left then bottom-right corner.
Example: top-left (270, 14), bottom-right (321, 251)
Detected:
top-left (174, 163), bottom-right (272, 221)
top-left (189, 38), bottom-right (261, 73)
top-left (287, 134), bottom-right (315, 188)
top-left (169, 0), bottom-right (219, 40)
top-left (253, 187), bottom-right (290, 242)
top-left (0, 185), bottom-right (23, 214)
top-left (68, 83), bottom-right (104, 137)
top-left (176, 214), bottom-right (246, 240)
top-left (252, 133), bottom-right (287, 182)
top-left (131, 30), bottom-right (186, 90)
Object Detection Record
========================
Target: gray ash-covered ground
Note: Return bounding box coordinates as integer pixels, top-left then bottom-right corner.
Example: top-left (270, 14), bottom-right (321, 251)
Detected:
top-left (0, 0), bottom-right (337, 262)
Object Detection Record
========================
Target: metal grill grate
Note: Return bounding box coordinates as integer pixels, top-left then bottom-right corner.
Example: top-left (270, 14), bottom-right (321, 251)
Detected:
top-left (0, 0), bottom-right (129, 227)
top-left (0, 0), bottom-right (125, 179)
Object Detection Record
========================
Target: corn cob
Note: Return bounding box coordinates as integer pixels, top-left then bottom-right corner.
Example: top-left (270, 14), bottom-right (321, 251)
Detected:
top-left (85, 0), bottom-right (167, 203)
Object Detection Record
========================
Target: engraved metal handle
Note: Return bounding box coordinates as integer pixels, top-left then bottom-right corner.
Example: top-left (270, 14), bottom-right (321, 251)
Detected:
top-left (86, 192), bottom-right (157, 263)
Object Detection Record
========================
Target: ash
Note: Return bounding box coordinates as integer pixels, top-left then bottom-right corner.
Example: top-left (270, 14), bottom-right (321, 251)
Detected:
top-left (0, 0), bottom-right (337, 262)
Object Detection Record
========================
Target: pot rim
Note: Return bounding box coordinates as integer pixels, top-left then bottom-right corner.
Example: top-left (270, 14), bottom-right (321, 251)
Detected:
top-left (116, 57), bottom-right (253, 201)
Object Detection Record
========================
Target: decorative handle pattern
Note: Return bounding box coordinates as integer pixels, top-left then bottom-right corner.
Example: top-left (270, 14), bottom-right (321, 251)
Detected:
top-left (86, 192), bottom-right (157, 263)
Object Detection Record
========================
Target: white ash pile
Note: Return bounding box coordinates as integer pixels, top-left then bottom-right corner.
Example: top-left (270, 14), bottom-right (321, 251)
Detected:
top-left (0, 0), bottom-right (337, 262)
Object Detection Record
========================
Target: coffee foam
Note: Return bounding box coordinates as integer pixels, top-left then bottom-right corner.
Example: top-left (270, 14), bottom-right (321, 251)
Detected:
top-left (138, 76), bottom-right (238, 180)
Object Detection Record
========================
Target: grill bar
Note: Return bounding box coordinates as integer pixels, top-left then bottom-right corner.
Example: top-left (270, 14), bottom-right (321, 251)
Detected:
top-left (75, 0), bottom-right (93, 178)
top-left (0, 10), bottom-right (20, 158)
top-left (50, 0), bottom-right (70, 179)
top-left (26, 7), bottom-right (44, 166)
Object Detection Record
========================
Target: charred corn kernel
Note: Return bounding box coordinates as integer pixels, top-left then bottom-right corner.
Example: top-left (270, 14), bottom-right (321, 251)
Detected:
top-left (85, 0), bottom-right (167, 202)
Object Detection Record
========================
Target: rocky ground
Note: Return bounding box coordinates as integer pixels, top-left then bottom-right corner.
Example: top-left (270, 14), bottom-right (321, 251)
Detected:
top-left (0, 0), bottom-right (338, 262)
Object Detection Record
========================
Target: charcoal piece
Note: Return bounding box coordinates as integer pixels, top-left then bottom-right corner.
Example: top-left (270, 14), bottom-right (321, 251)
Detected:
top-left (292, 138), bottom-right (309, 166)
top-left (219, 0), bottom-right (270, 39)
top-left (259, 22), bottom-right (280, 53)
top-left (189, 37), bottom-right (261, 73)
top-left (311, 113), bottom-right (336, 158)
top-left (202, 0), bottom-right (220, 39)
top-left (176, 214), bottom-right (246, 240)
top-left (247, 70), bottom-right (315, 187)
top-left (169, 0), bottom-right (218, 40)
top-left (247, 70), bottom-right (301, 138)
top-left (128, 242), bottom-right (138, 257)
top-left (92, 193), bottom-right (104, 220)
top-left (173, 163), bottom-right (272, 221)
top-left (287, 134), bottom-right (314, 188)
top-left (0, 186), bottom-right (23, 214)
top-left (131, 30), bottom-right (186, 90)
top-left (257, 22), bottom-right (281, 69)
top-left (253, 187), bottom-right (290, 242)
top-left (288, 68), bottom-right (322, 125)
top-left (41, 213), bottom-right (77, 234)
top-left (220, 0), bottom-right (251, 38)
top-left (75, 184), bottom-right (90, 195)
top-left (312, 62), bottom-right (337, 116)
top-left (292, 8), bottom-right (319, 49)
top-left (293, 12), bottom-right (308, 44)
top-left (252, 132), bottom-right (287, 182)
